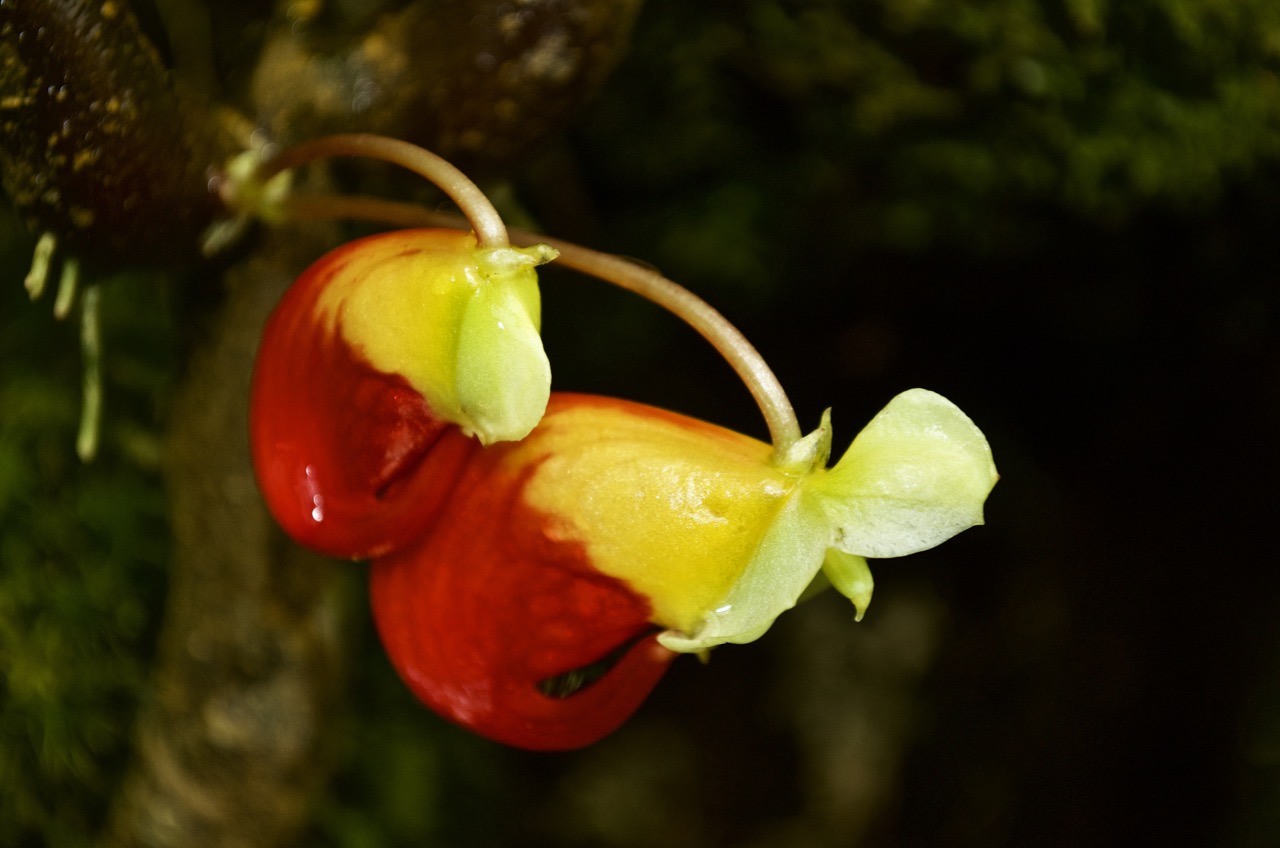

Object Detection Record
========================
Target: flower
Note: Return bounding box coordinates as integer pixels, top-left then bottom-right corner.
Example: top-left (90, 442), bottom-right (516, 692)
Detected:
top-left (367, 390), bottom-right (996, 749)
top-left (242, 172), bottom-right (998, 749)
top-left (250, 228), bottom-right (555, 558)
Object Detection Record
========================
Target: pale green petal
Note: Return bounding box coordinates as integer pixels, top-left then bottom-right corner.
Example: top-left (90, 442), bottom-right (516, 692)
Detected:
top-left (658, 489), bottom-right (832, 653)
top-left (453, 245), bottom-right (555, 444)
top-left (809, 388), bottom-right (997, 559)
top-left (822, 549), bottom-right (874, 621)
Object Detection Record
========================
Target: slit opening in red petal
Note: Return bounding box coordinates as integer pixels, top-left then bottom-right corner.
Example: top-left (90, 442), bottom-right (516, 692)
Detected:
top-left (536, 627), bottom-right (663, 699)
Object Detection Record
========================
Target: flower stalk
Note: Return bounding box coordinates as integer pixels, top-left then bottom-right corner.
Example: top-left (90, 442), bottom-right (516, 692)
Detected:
top-left (278, 192), bottom-right (804, 456)
top-left (250, 134), bottom-right (510, 248)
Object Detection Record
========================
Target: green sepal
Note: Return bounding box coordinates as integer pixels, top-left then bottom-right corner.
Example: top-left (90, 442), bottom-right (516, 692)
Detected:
top-left (821, 549), bottom-right (874, 622)
top-left (809, 388), bottom-right (997, 558)
top-left (453, 244), bottom-right (556, 444)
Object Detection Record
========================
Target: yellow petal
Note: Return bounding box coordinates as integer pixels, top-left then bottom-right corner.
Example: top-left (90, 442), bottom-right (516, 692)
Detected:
top-left (657, 487), bottom-right (832, 652)
top-left (320, 230), bottom-right (554, 444)
top-left (510, 397), bottom-right (796, 636)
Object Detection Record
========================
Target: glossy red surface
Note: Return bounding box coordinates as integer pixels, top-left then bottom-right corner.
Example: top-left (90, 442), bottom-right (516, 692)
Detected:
top-left (370, 397), bottom-right (678, 750)
top-left (252, 238), bottom-right (680, 746)
top-left (249, 233), bottom-right (478, 559)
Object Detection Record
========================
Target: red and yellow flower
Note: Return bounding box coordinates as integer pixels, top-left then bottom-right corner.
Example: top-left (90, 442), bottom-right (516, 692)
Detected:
top-left (247, 207), bottom-right (995, 749)
top-left (251, 228), bottom-right (554, 558)
top-left (366, 390), bottom-right (994, 749)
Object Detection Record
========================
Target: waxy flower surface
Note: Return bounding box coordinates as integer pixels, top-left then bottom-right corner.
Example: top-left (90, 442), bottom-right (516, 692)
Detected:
top-left (246, 209), bottom-right (997, 750)
top-left (367, 391), bottom-right (995, 748)
top-left (250, 227), bottom-right (554, 558)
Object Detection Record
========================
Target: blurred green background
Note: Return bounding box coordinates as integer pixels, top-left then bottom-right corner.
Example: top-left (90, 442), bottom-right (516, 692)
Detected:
top-left (4, 0), bottom-right (1280, 846)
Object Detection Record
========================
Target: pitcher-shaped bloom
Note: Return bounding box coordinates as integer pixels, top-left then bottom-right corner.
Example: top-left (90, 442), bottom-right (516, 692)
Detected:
top-left (251, 228), bottom-right (555, 558)
top-left (237, 137), bottom-right (998, 750)
top-left (369, 390), bottom-right (996, 749)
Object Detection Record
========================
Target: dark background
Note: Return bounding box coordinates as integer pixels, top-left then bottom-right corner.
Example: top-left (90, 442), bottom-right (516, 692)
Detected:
top-left (3, 1), bottom-right (1279, 846)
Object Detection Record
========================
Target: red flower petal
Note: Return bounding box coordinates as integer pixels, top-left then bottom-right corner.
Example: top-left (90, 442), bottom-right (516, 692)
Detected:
top-left (369, 419), bottom-right (677, 750)
top-left (250, 231), bottom-right (479, 558)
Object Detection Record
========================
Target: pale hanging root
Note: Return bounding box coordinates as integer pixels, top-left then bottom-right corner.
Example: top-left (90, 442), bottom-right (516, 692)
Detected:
top-left (23, 231), bottom-right (84, 321)
top-left (77, 284), bottom-right (103, 462)
top-left (53, 256), bottom-right (81, 321)
top-left (23, 231), bottom-right (99, 461)
top-left (24, 231), bottom-right (57, 300)
top-left (279, 193), bottom-right (804, 456)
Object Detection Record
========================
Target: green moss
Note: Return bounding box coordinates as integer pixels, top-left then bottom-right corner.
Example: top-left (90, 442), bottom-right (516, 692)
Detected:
top-left (0, 227), bottom-right (171, 846)
top-left (574, 0), bottom-right (1280, 262)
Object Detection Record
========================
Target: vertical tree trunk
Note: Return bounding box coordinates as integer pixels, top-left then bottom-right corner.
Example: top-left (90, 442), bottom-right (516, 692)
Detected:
top-left (101, 225), bottom-right (350, 848)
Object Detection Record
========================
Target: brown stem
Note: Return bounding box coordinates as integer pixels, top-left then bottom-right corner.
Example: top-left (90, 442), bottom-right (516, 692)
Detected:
top-left (253, 135), bottom-right (509, 247)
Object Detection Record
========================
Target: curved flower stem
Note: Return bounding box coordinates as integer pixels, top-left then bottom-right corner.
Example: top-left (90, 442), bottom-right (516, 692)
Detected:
top-left (280, 193), bottom-right (804, 455)
top-left (255, 135), bottom-right (509, 248)
top-left (538, 237), bottom-right (803, 455)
